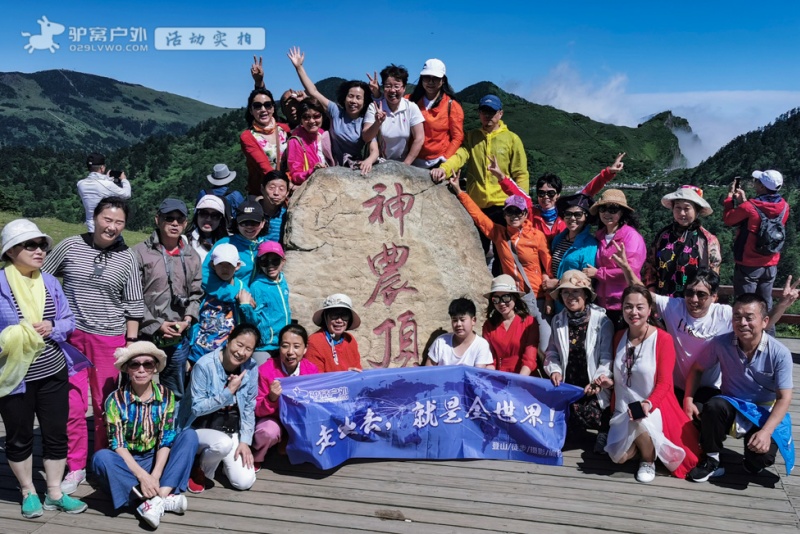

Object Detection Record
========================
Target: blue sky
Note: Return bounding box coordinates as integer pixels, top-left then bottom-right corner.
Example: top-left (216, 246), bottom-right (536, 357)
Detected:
top-left (3, 1), bottom-right (799, 162)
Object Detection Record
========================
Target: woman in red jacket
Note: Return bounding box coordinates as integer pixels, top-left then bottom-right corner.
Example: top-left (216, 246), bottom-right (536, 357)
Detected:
top-left (304, 294), bottom-right (362, 373)
top-left (240, 88), bottom-right (291, 195)
top-left (407, 59), bottom-right (464, 169)
top-left (602, 285), bottom-right (700, 483)
top-left (481, 275), bottom-right (538, 375)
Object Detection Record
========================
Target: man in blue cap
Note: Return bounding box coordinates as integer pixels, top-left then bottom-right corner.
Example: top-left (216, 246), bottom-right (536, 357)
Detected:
top-left (132, 198), bottom-right (203, 404)
top-left (432, 94), bottom-right (529, 275)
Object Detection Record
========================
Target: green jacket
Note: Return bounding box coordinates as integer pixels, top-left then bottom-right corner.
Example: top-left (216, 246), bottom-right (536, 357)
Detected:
top-left (440, 120), bottom-right (529, 209)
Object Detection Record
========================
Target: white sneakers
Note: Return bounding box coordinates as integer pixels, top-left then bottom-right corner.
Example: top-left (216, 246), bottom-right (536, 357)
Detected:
top-left (60, 469), bottom-right (86, 495)
top-left (636, 462), bottom-right (656, 483)
top-left (137, 494), bottom-right (188, 528)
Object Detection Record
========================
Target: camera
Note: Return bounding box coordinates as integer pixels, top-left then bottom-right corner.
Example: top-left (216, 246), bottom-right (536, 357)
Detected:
top-left (108, 169), bottom-right (124, 187)
top-left (171, 294), bottom-right (190, 309)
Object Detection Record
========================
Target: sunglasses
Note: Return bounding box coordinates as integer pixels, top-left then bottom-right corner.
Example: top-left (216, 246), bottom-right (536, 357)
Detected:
top-left (420, 75), bottom-right (442, 84)
top-left (260, 255), bottom-right (283, 267)
top-left (684, 288), bottom-right (711, 300)
top-left (537, 190), bottom-right (557, 199)
top-left (19, 240), bottom-right (49, 252)
top-left (127, 360), bottom-right (157, 371)
top-left (161, 215), bottom-right (186, 224)
top-left (198, 210), bottom-right (222, 220)
top-left (598, 204), bottom-right (622, 214)
top-left (504, 209), bottom-right (524, 218)
top-left (491, 294), bottom-right (514, 305)
top-left (563, 210), bottom-right (585, 220)
top-left (251, 101), bottom-right (274, 110)
top-left (326, 310), bottom-right (351, 322)
top-left (238, 220), bottom-right (261, 227)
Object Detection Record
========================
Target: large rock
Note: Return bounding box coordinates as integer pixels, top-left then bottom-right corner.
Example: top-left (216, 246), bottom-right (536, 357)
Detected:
top-left (283, 161), bottom-right (493, 368)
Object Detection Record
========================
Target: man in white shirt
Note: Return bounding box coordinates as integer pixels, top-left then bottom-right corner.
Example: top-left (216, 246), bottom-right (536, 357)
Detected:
top-left (426, 298), bottom-right (494, 368)
top-left (77, 153), bottom-right (131, 232)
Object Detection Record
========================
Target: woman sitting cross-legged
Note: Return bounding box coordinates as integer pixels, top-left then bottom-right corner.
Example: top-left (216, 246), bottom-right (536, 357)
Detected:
top-left (543, 270), bottom-right (614, 453)
top-left (252, 324), bottom-right (319, 468)
top-left (603, 286), bottom-right (700, 483)
top-left (92, 342), bottom-right (198, 529)
top-left (180, 324), bottom-right (260, 493)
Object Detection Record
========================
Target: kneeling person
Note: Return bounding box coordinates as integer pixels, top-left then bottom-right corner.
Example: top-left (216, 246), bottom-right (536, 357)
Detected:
top-left (686, 293), bottom-right (793, 482)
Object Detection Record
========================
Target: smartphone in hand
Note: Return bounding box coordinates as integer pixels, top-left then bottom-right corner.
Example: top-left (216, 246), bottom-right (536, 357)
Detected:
top-left (628, 401), bottom-right (646, 420)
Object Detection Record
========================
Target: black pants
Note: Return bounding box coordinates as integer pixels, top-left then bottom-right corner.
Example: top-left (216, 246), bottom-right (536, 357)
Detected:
top-left (674, 386), bottom-right (721, 412)
top-left (0, 366), bottom-right (68, 462)
top-left (479, 206), bottom-right (507, 277)
top-left (701, 396), bottom-right (779, 471)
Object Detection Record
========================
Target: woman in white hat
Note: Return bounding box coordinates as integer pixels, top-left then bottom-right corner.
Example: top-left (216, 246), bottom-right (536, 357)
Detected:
top-left (188, 194), bottom-right (230, 262)
top-left (407, 58), bottom-right (465, 169)
top-left (585, 189), bottom-right (646, 329)
top-left (481, 275), bottom-right (538, 375)
top-left (0, 219), bottom-right (90, 518)
top-left (304, 293), bottom-right (363, 373)
top-left (543, 270), bottom-right (614, 453)
top-left (91, 342), bottom-right (198, 529)
top-left (643, 185), bottom-right (720, 298)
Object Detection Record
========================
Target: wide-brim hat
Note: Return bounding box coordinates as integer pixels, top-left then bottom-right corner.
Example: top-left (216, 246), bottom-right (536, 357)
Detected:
top-left (482, 274), bottom-right (524, 298)
top-left (588, 189), bottom-right (633, 215)
top-left (312, 293), bottom-right (361, 330)
top-left (1, 219), bottom-right (53, 258)
top-left (549, 269), bottom-right (596, 302)
top-left (207, 163), bottom-right (237, 187)
top-left (113, 341), bottom-right (167, 373)
top-left (661, 185), bottom-right (713, 217)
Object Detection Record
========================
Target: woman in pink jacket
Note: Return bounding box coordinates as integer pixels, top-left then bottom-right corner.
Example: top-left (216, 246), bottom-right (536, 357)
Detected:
top-left (286, 98), bottom-right (334, 185)
top-left (584, 189), bottom-right (646, 330)
top-left (251, 324), bottom-right (319, 469)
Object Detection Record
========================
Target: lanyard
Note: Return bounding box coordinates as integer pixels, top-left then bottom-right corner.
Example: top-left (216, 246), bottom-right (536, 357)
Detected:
top-left (160, 242), bottom-right (189, 299)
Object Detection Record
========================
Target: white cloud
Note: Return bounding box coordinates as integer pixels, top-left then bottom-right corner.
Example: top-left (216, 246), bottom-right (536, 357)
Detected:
top-left (524, 62), bottom-right (800, 167)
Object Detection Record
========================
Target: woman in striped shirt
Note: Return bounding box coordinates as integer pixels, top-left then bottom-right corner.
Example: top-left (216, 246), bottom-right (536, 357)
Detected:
top-left (43, 196), bottom-right (145, 495)
top-left (0, 219), bottom-right (90, 518)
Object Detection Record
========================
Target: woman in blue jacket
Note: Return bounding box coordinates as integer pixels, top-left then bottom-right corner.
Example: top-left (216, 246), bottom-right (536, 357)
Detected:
top-left (544, 194), bottom-right (598, 312)
top-left (240, 241), bottom-right (291, 365)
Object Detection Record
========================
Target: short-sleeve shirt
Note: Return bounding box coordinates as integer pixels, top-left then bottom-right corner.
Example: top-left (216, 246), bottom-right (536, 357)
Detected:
top-left (428, 333), bottom-right (493, 367)
top-left (327, 101), bottom-right (365, 164)
top-left (698, 332), bottom-right (793, 404)
top-left (364, 99), bottom-right (424, 161)
top-left (654, 294), bottom-right (731, 390)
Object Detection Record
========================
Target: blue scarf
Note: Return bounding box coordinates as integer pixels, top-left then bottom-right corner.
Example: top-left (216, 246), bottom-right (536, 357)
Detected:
top-left (541, 206), bottom-right (558, 224)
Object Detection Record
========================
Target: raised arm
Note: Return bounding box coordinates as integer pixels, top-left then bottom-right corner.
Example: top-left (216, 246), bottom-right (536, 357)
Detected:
top-left (579, 152), bottom-right (625, 197)
top-left (287, 47), bottom-right (330, 109)
top-left (768, 276), bottom-right (800, 325)
top-left (361, 101), bottom-right (385, 143)
top-left (251, 55), bottom-right (265, 89)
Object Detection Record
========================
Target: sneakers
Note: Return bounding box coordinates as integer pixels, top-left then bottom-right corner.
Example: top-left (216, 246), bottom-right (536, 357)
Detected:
top-left (43, 493), bottom-right (88, 514)
top-left (593, 432), bottom-right (608, 455)
top-left (187, 466), bottom-right (206, 494)
top-left (163, 494), bottom-right (188, 515)
top-left (137, 496), bottom-right (165, 528)
top-left (21, 492), bottom-right (42, 519)
top-left (636, 462), bottom-right (656, 484)
top-left (60, 469), bottom-right (86, 495)
top-left (689, 456), bottom-right (725, 482)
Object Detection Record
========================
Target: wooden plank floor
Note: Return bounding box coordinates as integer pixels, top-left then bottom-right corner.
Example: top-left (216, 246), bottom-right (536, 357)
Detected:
top-left (3, 341), bottom-right (800, 533)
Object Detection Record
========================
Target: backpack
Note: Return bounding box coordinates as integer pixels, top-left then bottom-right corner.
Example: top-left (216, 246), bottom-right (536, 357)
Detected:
top-left (753, 203), bottom-right (788, 255)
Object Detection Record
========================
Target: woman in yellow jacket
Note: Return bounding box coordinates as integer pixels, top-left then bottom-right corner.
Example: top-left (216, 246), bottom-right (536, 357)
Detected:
top-left (407, 59), bottom-right (464, 169)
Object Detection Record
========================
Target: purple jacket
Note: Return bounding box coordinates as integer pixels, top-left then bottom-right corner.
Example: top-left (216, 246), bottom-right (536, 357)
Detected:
top-left (594, 224), bottom-right (646, 311)
top-left (0, 269), bottom-right (91, 395)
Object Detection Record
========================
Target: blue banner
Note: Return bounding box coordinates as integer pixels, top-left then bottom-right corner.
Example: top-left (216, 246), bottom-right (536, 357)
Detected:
top-left (278, 366), bottom-right (584, 470)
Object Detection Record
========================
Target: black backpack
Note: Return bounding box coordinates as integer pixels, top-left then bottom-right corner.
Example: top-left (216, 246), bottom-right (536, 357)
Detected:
top-left (753, 203), bottom-right (788, 255)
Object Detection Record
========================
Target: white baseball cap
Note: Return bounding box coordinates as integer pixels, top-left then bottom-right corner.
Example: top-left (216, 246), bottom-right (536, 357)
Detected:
top-left (211, 243), bottom-right (241, 267)
top-left (420, 58), bottom-right (446, 78)
top-left (195, 195), bottom-right (226, 215)
top-left (752, 170), bottom-right (783, 191)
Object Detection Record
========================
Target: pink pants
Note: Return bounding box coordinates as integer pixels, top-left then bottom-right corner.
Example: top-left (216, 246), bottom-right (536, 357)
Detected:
top-left (252, 417), bottom-right (283, 462)
top-left (66, 329), bottom-right (125, 471)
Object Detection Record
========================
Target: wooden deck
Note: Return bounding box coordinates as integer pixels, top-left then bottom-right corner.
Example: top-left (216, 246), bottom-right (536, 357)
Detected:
top-left (3, 342), bottom-right (800, 533)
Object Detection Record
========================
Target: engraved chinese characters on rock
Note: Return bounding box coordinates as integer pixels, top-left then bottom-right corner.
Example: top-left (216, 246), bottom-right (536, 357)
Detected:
top-left (363, 182), bottom-right (419, 368)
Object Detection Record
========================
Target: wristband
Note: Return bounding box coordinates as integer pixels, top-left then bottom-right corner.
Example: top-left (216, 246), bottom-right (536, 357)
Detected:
top-left (125, 336), bottom-right (139, 343)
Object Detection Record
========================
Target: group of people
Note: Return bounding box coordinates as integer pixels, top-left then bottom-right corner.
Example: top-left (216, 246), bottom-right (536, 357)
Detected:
top-left (0, 51), bottom-right (796, 528)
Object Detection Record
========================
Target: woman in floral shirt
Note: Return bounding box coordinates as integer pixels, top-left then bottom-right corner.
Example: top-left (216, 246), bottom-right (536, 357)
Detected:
top-left (92, 342), bottom-right (198, 529)
top-left (240, 88), bottom-right (291, 195)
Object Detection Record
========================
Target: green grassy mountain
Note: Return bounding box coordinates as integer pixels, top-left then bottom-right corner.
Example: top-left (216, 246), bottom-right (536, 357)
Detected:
top-left (0, 70), bottom-right (230, 151)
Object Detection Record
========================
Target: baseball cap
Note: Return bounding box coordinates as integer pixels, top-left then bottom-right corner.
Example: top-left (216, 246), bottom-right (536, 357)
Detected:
top-left (257, 240), bottom-right (285, 258)
top-left (211, 243), bottom-right (241, 266)
top-left (420, 59), bottom-right (446, 78)
top-left (158, 198), bottom-right (188, 216)
top-left (752, 170), bottom-right (783, 191)
top-left (479, 95), bottom-right (502, 111)
top-left (86, 152), bottom-right (105, 168)
top-left (504, 195), bottom-right (528, 211)
top-left (236, 197), bottom-right (264, 223)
